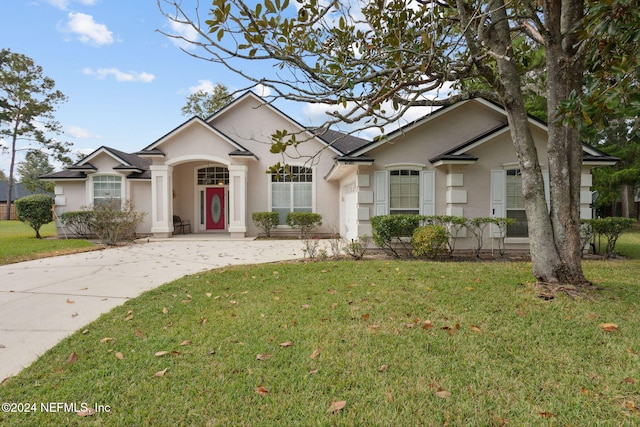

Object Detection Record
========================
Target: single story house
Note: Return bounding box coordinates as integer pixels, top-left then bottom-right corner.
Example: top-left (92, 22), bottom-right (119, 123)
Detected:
top-left (42, 92), bottom-right (617, 250)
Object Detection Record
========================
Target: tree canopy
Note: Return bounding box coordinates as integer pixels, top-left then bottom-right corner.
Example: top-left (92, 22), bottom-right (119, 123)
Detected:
top-left (181, 82), bottom-right (231, 117)
top-left (0, 48), bottom-right (69, 219)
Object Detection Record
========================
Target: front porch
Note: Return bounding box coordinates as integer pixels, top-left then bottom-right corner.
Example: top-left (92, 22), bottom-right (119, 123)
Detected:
top-left (147, 158), bottom-right (249, 239)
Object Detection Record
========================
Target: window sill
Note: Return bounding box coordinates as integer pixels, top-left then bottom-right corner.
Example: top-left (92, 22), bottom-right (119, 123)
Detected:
top-left (504, 238), bottom-right (529, 244)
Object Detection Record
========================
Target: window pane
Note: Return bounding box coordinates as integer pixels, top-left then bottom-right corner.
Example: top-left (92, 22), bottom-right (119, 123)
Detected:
top-left (93, 176), bottom-right (122, 207)
top-left (507, 210), bottom-right (528, 237)
top-left (390, 170), bottom-right (419, 213)
top-left (271, 167), bottom-right (313, 221)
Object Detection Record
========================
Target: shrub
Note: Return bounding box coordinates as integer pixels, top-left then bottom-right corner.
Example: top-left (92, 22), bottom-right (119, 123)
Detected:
top-left (491, 217), bottom-right (516, 256)
top-left (15, 194), bottom-right (53, 239)
top-left (467, 217), bottom-right (493, 257)
top-left (586, 217), bottom-right (635, 257)
top-left (412, 225), bottom-right (449, 258)
top-left (342, 235), bottom-right (370, 260)
top-left (91, 198), bottom-right (145, 246)
top-left (371, 214), bottom-right (425, 257)
top-left (59, 210), bottom-right (94, 238)
top-left (429, 215), bottom-right (467, 254)
top-left (251, 212), bottom-right (279, 237)
top-left (286, 212), bottom-right (322, 239)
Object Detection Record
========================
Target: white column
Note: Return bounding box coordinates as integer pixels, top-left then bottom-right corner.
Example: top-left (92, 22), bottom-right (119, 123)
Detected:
top-left (228, 165), bottom-right (247, 237)
top-left (150, 164), bottom-right (173, 238)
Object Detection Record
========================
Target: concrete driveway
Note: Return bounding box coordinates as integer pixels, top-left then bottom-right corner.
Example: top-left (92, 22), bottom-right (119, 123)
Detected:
top-left (0, 237), bottom-right (308, 381)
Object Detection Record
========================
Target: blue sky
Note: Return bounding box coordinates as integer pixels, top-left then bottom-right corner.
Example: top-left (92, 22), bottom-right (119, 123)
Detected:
top-left (0, 0), bottom-right (296, 173)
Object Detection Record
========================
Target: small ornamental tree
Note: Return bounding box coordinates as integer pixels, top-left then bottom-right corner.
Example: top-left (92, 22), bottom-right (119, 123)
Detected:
top-left (15, 193), bottom-right (53, 238)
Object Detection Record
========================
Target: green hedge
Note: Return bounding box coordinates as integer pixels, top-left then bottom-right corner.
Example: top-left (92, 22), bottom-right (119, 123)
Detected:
top-left (251, 212), bottom-right (280, 237)
top-left (286, 212), bottom-right (323, 239)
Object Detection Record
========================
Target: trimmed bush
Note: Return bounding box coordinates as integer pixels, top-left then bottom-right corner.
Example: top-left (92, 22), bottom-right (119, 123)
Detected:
top-left (585, 217), bottom-right (635, 257)
top-left (59, 210), bottom-right (94, 238)
top-left (371, 214), bottom-right (425, 257)
top-left (467, 217), bottom-right (493, 257)
top-left (251, 211), bottom-right (279, 237)
top-left (15, 194), bottom-right (53, 239)
top-left (412, 225), bottom-right (449, 258)
top-left (286, 212), bottom-right (322, 239)
top-left (90, 198), bottom-right (145, 245)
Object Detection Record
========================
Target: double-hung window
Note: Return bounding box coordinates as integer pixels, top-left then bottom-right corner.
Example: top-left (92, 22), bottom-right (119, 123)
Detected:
top-left (93, 175), bottom-right (122, 207)
top-left (271, 166), bottom-right (313, 224)
top-left (506, 169), bottom-right (528, 237)
top-left (389, 170), bottom-right (420, 215)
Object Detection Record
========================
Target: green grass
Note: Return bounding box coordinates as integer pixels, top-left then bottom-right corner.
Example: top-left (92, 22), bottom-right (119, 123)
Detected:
top-left (0, 221), bottom-right (98, 265)
top-left (1, 225), bottom-right (640, 426)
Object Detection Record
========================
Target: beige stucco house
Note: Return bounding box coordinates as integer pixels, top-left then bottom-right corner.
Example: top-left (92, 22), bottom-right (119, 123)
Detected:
top-left (43, 92), bottom-right (616, 250)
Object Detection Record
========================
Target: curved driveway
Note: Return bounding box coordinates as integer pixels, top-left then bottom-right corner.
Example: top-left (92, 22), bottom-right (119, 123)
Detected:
top-left (0, 238), bottom-right (308, 381)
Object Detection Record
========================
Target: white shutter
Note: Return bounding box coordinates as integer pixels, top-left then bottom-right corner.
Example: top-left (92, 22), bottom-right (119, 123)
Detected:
top-left (490, 170), bottom-right (506, 237)
top-left (542, 170), bottom-right (550, 212)
top-left (374, 171), bottom-right (388, 216)
top-left (421, 171), bottom-right (435, 216)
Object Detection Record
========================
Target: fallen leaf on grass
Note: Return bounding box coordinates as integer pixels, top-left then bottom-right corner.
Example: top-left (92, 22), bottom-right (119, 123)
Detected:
top-left (378, 364), bottom-right (388, 372)
top-left (76, 407), bottom-right (96, 417)
top-left (124, 314), bottom-right (133, 321)
top-left (539, 412), bottom-right (555, 418)
top-left (256, 354), bottom-right (272, 361)
top-left (386, 391), bottom-right (394, 401)
top-left (179, 340), bottom-right (191, 346)
top-left (115, 352), bottom-right (124, 360)
top-left (422, 320), bottom-right (433, 329)
top-left (82, 329), bottom-right (89, 335)
top-left (155, 351), bottom-right (170, 357)
top-left (328, 400), bottom-right (346, 413)
top-left (301, 304), bottom-right (311, 309)
top-left (309, 348), bottom-right (321, 359)
top-left (361, 313), bottom-right (370, 321)
top-left (279, 341), bottom-right (293, 347)
top-left (135, 329), bottom-right (144, 338)
top-left (255, 386), bottom-right (269, 396)
top-left (623, 377), bottom-right (636, 384)
top-left (66, 352), bottom-right (77, 364)
top-left (162, 307), bottom-right (168, 314)
top-left (435, 390), bottom-right (451, 399)
top-left (599, 323), bottom-right (618, 332)
top-left (206, 292), bottom-right (212, 298)
top-left (99, 337), bottom-right (113, 343)
top-left (469, 325), bottom-right (482, 333)
top-left (153, 368), bottom-right (168, 377)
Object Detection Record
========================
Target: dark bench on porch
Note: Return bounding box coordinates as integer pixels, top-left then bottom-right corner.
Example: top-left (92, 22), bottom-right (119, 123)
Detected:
top-left (173, 215), bottom-right (191, 234)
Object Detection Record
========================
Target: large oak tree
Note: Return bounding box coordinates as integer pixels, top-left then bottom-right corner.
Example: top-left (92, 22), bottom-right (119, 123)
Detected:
top-left (159, 0), bottom-right (622, 287)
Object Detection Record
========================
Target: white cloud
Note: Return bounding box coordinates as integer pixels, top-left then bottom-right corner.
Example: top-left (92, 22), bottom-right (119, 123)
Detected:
top-left (61, 12), bottom-right (113, 46)
top-left (83, 67), bottom-right (155, 83)
top-left (187, 79), bottom-right (217, 94)
top-left (167, 19), bottom-right (200, 50)
top-left (253, 84), bottom-right (272, 98)
top-left (66, 126), bottom-right (93, 139)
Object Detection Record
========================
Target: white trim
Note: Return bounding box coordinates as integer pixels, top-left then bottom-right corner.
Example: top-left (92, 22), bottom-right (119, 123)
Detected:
top-left (384, 163), bottom-right (426, 170)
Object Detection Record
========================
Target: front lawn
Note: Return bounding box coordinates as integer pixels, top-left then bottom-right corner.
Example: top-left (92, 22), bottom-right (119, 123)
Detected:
top-left (0, 221), bottom-right (98, 265)
top-left (1, 229), bottom-right (639, 425)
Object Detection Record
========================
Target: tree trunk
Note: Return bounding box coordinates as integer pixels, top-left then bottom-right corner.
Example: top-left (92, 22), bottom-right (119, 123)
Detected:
top-left (543, 0), bottom-right (589, 285)
top-left (483, 0), bottom-right (572, 285)
top-left (621, 184), bottom-right (630, 218)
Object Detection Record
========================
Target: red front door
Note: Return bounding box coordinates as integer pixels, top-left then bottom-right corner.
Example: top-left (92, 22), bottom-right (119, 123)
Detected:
top-left (206, 187), bottom-right (225, 230)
